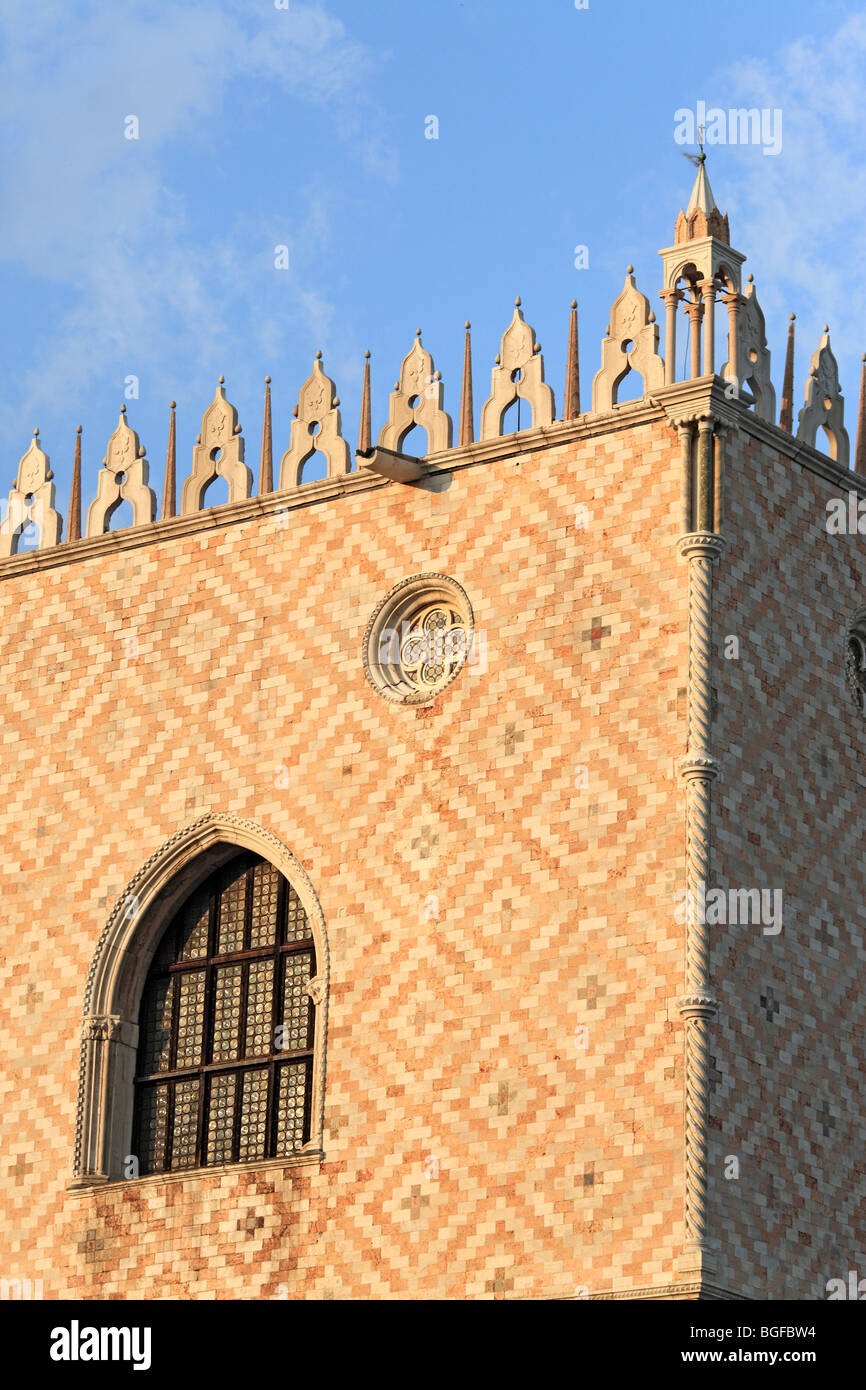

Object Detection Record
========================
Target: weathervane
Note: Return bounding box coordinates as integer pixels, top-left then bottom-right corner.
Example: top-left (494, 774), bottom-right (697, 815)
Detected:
top-left (682, 124), bottom-right (707, 168)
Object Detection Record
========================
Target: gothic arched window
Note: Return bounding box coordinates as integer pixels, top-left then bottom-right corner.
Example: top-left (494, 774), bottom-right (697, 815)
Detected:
top-left (132, 851), bottom-right (316, 1175)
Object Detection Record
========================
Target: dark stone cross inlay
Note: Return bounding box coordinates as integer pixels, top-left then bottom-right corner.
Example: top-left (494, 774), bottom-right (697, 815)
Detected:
top-left (581, 615), bottom-right (612, 651)
top-left (502, 723), bottom-right (525, 756)
top-left (401, 1185), bottom-right (431, 1221)
top-left (760, 987), bottom-right (781, 1022)
top-left (410, 825), bottom-right (439, 861)
top-left (576, 975), bottom-right (607, 1010)
top-left (818, 1102), bottom-right (837, 1138)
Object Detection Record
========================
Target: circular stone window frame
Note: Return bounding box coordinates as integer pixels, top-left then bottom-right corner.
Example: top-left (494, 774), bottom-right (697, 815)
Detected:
top-left (845, 607), bottom-right (866, 714)
top-left (362, 573), bottom-right (474, 705)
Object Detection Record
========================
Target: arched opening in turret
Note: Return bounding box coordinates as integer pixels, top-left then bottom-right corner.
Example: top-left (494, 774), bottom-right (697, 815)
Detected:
top-left (612, 363), bottom-right (644, 405)
top-left (501, 397), bottom-right (532, 434)
top-left (821, 423), bottom-right (841, 463)
top-left (105, 498), bottom-right (135, 533)
top-left (201, 475), bottom-right (230, 509)
top-left (398, 424), bottom-right (430, 458)
top-left (298, 450), bottom-right (328, 484)
top-left (9, 516), bottom-right (39, 555)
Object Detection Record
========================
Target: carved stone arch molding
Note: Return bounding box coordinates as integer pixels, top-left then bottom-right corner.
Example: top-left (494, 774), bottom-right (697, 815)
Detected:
top-left (71, 812), bottom-right (330, 1185)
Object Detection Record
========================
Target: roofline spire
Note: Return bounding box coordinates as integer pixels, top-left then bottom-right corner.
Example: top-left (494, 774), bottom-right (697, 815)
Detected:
top-left (779, 314), bottom-right (796, 433)
top-left (459, 321), bottom-right (474, 446)
top-left (68, 425), bottom-right (82, 542)
top-left (358, 351), bottom-right (371, 452)
top-left (855, 354), bottom-right (866, 476)
top-left (564, 299), bottom-right (580, 420)
top-left (162, 401), bottom-right (177, 519)
top-left (259, 376), bottom-right (273, 495)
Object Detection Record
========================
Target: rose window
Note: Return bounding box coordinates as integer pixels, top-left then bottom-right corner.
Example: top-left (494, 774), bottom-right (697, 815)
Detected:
top-left (363, 575), bottom-right (473, 704)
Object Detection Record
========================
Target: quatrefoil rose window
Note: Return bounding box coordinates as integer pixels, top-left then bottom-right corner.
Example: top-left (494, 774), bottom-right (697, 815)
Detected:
top-left (363, 574), bottom-right (474, 704)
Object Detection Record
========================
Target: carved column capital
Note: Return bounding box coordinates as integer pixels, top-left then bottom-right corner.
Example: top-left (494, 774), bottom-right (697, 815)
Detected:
top-left (679, 754), bottom-right (720, 783)
top-left (678, 994), bottom-right (720, 1021)
top-left (676, 532), bottom-right (727, 563)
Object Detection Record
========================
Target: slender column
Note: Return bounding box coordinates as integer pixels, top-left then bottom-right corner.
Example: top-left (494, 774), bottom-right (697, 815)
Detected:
top-left (686, 296), bottom-right (704, 379)
top-left (662, 289), bottom-right (682, 385)
top-left (677, 420), bottom-right (695, 532)
top-left (696, 418), bottom-right (715, 532)
top-left (699, 278), bottom-right (716, 376)
top-left (722, 292), bottom-right (743, 387)
top-left (676, 527), bottom-right (726, 1276)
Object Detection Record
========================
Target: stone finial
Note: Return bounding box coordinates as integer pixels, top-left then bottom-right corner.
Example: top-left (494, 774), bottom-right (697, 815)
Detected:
top-left (720, 276), bottom-right (776, 421)
top-left (591, 268), bottom-right (665, 412)
top-left (855, 355), bottom-right (866, 477)
top-left (459, 321), bottom-right (474, 446)
top-left (85, 411), bottom-right (157, 536)
top-left (259, 377), bottom-right (273, 496)
top-left (358, 352), bottom-right (372, 453)
top-left (479, 300), bottom-right (555, 439)
top-left (796, 329), bottom-right (850, 466)
top-left (68, 426), bottom-right (83, 542)
top-left (279, 353), bottom-right (351, 488)
top-left (0, 431), bottom-right (62, 556)
top-left (564, 300), bottom-right (581, 421)
top-left (779, 314), bottom-right (796, 434)
top-left (162, 402), bottom-right (177, 520)
top-left (378, 333), bottom-right (452, 455)
top-left (180, 380), bottom-right (252, 515)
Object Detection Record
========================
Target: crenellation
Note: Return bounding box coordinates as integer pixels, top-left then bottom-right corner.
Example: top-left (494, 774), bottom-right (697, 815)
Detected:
top-left (2, 186), bottom-right (865, 569)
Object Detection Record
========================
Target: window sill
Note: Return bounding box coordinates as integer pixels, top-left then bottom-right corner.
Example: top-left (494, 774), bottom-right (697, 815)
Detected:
top-left (67, 1149), bottom-right (324, 1194)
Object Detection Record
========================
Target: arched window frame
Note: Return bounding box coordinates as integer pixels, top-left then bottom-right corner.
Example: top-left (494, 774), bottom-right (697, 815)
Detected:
top-left (71, 814), bottom-right (329, 1186)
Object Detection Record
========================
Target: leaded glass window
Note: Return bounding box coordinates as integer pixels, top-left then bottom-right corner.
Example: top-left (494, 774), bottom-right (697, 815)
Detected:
top-left (132, 852), bottom-right (316, 1175)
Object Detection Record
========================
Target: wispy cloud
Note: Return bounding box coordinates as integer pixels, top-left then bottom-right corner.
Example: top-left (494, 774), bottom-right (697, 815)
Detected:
top-left (715, 11), bottom-right (866, 383)
top-left (0, 0), bottom-right (395, 436)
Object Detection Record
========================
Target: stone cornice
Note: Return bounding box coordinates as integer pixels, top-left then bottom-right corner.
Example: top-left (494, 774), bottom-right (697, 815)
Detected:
top-left (1, 380), bottom-right (862, 582)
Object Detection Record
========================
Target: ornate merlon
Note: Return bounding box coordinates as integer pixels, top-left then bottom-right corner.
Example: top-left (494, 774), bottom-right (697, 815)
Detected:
top-left (479, 298), bottom-right (554, 439)
top-left (721, 275), bottom-right (775, 421)
top-left (85, 407), bottom-right (157, 538)
top-left (279, 352), bottom-right (351, 489)
top-left (379, 331), bottom-right (452, 454)
top-left (796, 327), bottom-right (850, 468)
top-left (0, 430), bottom-right (62, 556)
top-left (180, 378), bottom-right (252, 515)
top-left (592, 268), bottom-right (664, 411)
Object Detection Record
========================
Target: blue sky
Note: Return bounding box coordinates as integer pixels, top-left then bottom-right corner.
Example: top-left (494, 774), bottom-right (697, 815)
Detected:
top-left (1, 0), bottom-right (865, 510)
